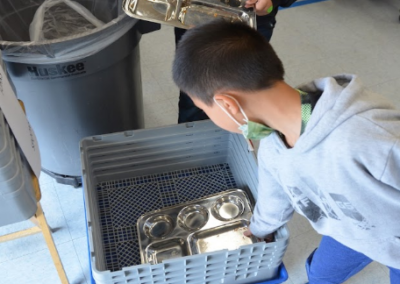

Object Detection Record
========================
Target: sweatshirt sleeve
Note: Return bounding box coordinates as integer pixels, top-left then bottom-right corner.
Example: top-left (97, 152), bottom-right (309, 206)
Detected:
top-left (249, 155), bottom-right (294, 238)
top-left (381, 140), bottom-right (400, 190)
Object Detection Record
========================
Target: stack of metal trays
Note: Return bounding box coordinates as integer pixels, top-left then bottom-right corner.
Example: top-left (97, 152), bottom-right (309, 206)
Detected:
top-left (138, 189), bottom-right (261, 264)
top-left (122, 0), bottom-right (256, 29)
top-left (0, 109), bottom-right (37, 227)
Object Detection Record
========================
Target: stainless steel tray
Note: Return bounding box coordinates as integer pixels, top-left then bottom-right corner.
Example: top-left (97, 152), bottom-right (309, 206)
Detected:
top-left (137, 189), bottom-right (258, 264)
top-left (122, 0), bottom-right (256, 29)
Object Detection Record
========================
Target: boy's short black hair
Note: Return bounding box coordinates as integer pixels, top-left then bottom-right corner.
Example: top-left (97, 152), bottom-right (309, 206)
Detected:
top-left (172, 21), bottom-right (285, 106)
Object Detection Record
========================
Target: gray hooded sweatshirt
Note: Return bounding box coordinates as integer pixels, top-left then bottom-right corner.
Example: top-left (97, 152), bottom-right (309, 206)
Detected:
top-left (249, 74), bottom-right (400, 269)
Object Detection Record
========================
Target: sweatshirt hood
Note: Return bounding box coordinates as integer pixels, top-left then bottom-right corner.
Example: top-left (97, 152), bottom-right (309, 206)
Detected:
top-left (287, 74), bottom-right (395, 152)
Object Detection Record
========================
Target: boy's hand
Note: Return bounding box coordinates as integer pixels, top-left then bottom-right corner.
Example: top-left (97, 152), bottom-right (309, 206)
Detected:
top-left (244, 228), bottom-right (274, 243)
top-left (245, 0), bottom-right (273, 16)
top-left (243, 228), bottom-right (253, 237)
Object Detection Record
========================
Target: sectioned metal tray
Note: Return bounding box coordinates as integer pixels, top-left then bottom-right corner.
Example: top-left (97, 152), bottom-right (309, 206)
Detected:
top-left (122, 0), bottom-right (256, 29)
top-left (137, 189), bottom-right (258, 264)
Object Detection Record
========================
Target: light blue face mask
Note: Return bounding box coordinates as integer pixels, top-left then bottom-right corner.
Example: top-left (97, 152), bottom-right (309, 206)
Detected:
top-left (213, 95), bottom-right (275, 141)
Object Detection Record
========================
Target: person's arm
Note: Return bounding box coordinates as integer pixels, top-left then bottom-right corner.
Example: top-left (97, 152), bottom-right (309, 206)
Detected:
top-left (245, 0), bottom-right (297, 16)
top-left (245, 0), bottom-right (273, 16)
top-left (278, 0), bottom-right (297, 7)
top-left (247, 153), bottom-right (294, 239)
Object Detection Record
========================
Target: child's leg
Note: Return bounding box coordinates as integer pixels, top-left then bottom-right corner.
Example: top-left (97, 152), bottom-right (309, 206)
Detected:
top-left (306, 236), bottom-right (372, 284)
top-left (255, 14), bottom-right (276, 42)
top-left (389, 266), bottom-right (400, 284)
top-left (174, 28), bottom-right (209, 123)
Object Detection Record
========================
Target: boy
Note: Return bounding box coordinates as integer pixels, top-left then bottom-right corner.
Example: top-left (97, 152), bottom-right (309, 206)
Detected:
top-left (172, 21), bottom-right (400, 283)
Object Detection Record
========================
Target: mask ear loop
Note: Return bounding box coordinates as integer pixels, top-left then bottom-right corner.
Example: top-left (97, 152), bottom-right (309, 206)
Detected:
top-left (213, 96), bottom-right (254, 152)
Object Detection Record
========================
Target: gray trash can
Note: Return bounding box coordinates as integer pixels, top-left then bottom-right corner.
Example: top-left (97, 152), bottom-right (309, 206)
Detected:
top-left (0, 0), bottom-right (160, 187)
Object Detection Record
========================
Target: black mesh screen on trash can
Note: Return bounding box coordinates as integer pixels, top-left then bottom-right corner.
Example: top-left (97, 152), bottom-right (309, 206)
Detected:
top-left (0, 0), bottom-right (135, 64)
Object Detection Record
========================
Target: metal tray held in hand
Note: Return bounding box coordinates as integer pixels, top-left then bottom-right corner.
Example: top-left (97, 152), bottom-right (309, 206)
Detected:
top-left (137, 189), bottom-right (259, 264)
top-left (122, 0), bottom-right (256, 29)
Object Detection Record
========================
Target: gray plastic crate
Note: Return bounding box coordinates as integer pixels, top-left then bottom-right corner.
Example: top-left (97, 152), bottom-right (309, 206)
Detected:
top-left (81, 121), bottom-right (289, 284)
top-left (0, 110), bottom-right (37, 227)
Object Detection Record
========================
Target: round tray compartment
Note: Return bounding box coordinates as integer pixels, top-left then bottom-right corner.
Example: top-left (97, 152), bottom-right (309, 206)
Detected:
top-left (144, 215), bottom-right (175, 239)
top-left (212, 195), bottom-right (245, 221)
top-left (178, 204), bottom-right (209, 231)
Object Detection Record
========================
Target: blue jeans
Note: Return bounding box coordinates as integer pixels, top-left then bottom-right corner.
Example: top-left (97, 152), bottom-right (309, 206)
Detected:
top-left (174, 14), bottom-right (276, 123)
top-left (306, 236), bottom-right (400, 284)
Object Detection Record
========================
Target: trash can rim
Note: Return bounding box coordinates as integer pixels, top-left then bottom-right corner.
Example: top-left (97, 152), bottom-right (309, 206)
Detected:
top-left (0, 14), bottom-right (132, 48)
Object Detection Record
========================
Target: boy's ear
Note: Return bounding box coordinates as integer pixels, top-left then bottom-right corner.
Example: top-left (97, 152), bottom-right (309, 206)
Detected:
top-left (214, 93), bottom-right (240, 115)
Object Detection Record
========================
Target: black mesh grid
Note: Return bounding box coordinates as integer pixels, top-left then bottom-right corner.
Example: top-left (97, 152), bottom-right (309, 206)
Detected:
top-left (96, 163), bottom-right (237, 271)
